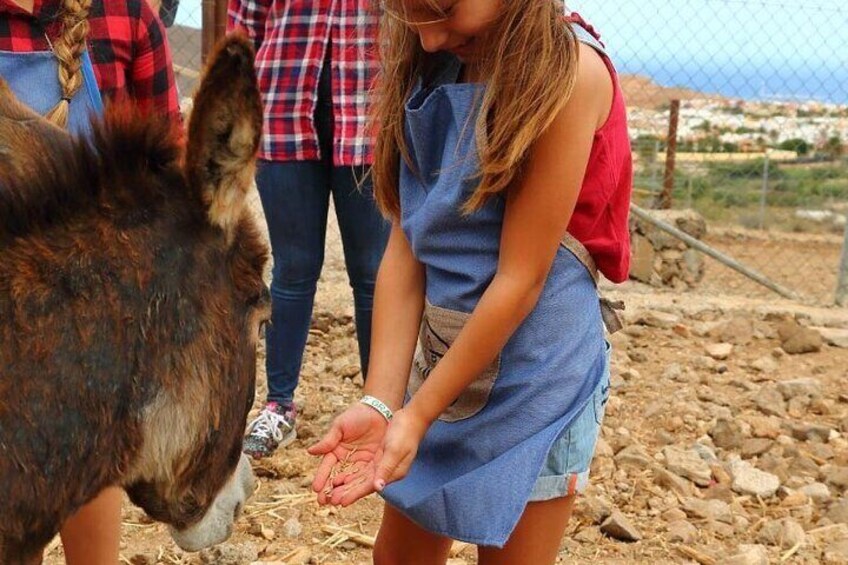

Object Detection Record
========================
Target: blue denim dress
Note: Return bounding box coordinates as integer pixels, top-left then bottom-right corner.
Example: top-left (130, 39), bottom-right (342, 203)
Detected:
top-left (380, 29), bottom-right (612, 547)
top-left (0, 48), bottom-right (104, 135)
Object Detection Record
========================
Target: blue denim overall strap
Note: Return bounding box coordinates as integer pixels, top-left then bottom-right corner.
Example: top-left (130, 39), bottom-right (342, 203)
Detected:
top-left (0, 48), bottom-right (104, 136)
top-left (380, 27), bottom-right (611, 547)
top-left (570, 21), bottom-right (605, 54)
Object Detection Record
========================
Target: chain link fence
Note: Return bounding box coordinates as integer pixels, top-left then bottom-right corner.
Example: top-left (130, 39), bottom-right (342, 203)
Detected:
top-left (568, 0), bottom-right (848, 305)
top-left (163, 0), bottom-right (848, 305)
top-left (162, 1), bottom-right (204, 103)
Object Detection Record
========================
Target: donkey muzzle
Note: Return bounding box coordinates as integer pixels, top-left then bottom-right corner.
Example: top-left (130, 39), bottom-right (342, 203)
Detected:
top-left (168, 454), bottom-right (256, 551)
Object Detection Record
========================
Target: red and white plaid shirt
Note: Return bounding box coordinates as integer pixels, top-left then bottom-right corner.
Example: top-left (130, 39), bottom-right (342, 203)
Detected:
top-left (228, 0), bottom-right (379, 165)
top-left (0, 0), bottom-right (180, 121)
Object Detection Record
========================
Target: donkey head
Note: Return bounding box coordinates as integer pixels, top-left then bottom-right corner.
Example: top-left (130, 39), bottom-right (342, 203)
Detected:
top-left (0, 34), bottom-right (267, 555)
top-left (117, 36), bottom-right (269, 549)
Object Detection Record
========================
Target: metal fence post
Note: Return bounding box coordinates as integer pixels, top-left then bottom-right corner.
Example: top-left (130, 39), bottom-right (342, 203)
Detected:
top-left (759, 151), bottom-right (770, 230)
top-left (837, 221), bottom-right (848, 306)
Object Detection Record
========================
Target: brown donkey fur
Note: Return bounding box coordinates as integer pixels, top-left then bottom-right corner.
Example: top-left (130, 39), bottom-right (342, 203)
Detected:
top-left (0, 35), bottom-right (268, 563)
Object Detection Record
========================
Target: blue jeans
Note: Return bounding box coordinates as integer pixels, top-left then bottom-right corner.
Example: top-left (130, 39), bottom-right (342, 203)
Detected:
top-left (257, 65), bottom-right (389, 404)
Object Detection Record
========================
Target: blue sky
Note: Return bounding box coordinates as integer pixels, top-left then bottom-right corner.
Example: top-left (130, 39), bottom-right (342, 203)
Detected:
top-left (175, 1), bottom-right (848, 102)
top-left (566, 0), bottom-right (848, 67)
top-left (567, 0), bottom-right (848, 101)
top-left (178, 1), bottom-right (848, 67)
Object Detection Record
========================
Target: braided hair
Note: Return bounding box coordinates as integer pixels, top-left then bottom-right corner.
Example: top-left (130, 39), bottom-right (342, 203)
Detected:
top-left (43, 0), bottom-right (92, 128)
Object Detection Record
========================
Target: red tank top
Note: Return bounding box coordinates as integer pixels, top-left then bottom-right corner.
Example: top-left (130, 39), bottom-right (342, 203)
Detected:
top-left (566, 14), bottom-right (633, 283)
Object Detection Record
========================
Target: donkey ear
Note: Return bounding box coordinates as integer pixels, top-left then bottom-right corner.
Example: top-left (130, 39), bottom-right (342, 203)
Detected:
top-left (185, 33), bottom-right (262, 240)
top-left (0, 78), bottom-right (73, 176)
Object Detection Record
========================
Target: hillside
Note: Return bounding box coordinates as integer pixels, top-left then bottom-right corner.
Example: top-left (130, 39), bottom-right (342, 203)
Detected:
top-left (619, 73), bottom-right (721, 109)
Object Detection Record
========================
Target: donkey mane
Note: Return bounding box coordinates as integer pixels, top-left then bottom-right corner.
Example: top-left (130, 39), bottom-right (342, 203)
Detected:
top-left (0, 103), bottom-right (193, 244)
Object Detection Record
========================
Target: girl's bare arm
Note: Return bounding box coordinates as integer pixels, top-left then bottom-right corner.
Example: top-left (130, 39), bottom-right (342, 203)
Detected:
top-left (363, 220), bottom-right (426, 410)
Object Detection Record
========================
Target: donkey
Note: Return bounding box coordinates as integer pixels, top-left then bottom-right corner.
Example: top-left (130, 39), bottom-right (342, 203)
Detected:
top-left (0, 35), bottom-right (268, 563)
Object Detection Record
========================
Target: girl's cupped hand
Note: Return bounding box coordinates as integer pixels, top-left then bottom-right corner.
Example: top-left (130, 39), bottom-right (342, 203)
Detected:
top-left (308, 403), bottom-right (388, 506)
top-left (309, 404), bottom-right (430, 506)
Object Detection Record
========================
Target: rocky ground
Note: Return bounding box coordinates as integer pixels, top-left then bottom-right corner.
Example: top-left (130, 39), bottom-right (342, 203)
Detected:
top-left (44, 202), bottom-right (848, 565)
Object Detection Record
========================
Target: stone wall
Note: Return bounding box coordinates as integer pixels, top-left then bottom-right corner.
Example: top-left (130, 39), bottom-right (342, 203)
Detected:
top-left (630, 209), bottom-right (706, 289)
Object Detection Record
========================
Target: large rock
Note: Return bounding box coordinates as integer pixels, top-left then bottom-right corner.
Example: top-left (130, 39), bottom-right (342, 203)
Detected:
top-left (634, 310), bottom-right (681, 329)
top-left (706, 342), bottom-right (734, 360)
top-left (741, 438), bottom-right (774, 459)
top-left (663, 446), bottom-right (713, 486)
top-left (652, 467), bottom-right (695, 497)
top-left (750, 355), bottom-right (779, 374)
top-left (756, 518), bottom-right (806, 549)
top-left (800, 482), bottom-right (832, 504)
top-left (711, 317), bottom-right (755, 346)
top-left (666, 520), bottom-right (698, 544)
top-left (828, 498), bottom-right (848, 524)
top-left (722, 544), bottom-right (769, 565)
top-left (777, 378), bottom-right (822, 400)
top-left (630, 234), bottom-right (658, 284)
top-left (789, 455), bottom-right (822, 479)
top-left (581, 493), bottom-right (613, 525)
top-left (745, 416), bottom-right (781, 439)
top-left (693, 442), bottom-right (719, 464)
top-left (682, 497), bottom-right (733, 524)
top-left (753, 388), bottom-right (787, 418)
top-left (778, 321), bottom-right (823, 354)
top-left (789, 422), bottom-right (834, 443)
top-left (711, 418), bottom-right (744, 450)
top-left (814, 327), bottom-right (848, 349)
top-left (730, 459), bottom-right (781, 498)
top-left (826, 467), bottom-right (848, 492)
top-left (615, 444), bottom-right (653, 468)
top-left (600, 510), bottom-right (642, 542)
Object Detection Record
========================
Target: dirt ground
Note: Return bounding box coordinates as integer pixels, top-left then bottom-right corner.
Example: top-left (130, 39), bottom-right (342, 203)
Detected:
top-left (698, 228), bottom-right (844, 306)
top-left (43, 197), bottom-right (848, 565)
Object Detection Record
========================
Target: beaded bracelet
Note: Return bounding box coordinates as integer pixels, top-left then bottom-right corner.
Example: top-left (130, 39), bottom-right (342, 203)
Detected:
top-left (360, 395), bottom-right (393, 422)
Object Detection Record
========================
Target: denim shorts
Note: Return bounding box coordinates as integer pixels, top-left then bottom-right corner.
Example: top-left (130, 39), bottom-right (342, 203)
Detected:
top-left (529, 343), bottom-right (611, 501)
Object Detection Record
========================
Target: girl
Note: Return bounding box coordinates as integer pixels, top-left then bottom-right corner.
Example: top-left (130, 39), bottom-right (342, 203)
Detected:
top-left (0, 0), bottom-right (179, 562)
top-left (310, 1), bottom-right (631, 563)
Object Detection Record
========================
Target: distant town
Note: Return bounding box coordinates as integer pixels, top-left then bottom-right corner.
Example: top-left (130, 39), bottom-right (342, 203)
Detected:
top-left (623, 76), bottom-right (848, 159)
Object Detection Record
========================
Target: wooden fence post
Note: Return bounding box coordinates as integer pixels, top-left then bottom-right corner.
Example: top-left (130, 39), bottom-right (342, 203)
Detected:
top-left (202, 0), bottom-right (229, 64)
top-left (658, 99), bottom-right (680, 210)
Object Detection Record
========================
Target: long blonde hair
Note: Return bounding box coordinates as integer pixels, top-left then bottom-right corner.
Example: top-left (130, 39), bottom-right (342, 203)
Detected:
top-left (371, 0), bottom-right (579, 218)
top-left (44, 0), bottom-right (92, 128)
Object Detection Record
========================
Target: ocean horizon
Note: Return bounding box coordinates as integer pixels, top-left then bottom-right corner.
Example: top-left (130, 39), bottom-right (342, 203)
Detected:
top-left (175, 0), bottom-right (848, 105)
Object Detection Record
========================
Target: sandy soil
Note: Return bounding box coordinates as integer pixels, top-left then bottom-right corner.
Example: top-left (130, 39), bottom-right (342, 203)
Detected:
top-left (41, 193), bottom-right (848, 565)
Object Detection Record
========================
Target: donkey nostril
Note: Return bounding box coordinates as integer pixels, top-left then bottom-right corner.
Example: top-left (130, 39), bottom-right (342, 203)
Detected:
top-left (233, 502), bottom-right (242, 519)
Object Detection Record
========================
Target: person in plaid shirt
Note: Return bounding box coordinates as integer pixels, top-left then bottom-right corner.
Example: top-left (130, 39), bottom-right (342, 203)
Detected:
top-left (0, 1), bottom-right (178, 562)
top-left (229, 0), bottom-right (390, 459)
top-left (0, 0), bottom-right (180, 122)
